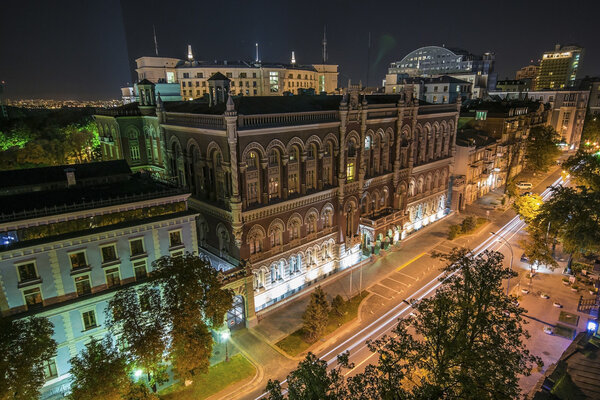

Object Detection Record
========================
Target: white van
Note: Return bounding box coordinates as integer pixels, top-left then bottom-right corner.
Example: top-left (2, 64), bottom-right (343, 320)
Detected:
top-left (516, 181), bottom-right (533, 190)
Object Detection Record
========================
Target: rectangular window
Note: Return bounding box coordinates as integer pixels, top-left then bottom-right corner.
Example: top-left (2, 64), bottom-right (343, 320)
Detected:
top-left (82, 310), bottom-right (97, 331)
top-left (196, 72), bottom-right (203, 78)
top-left (130, 141), bottom-right (140, 161)
top-left (101, 244), bottom-right (118, 264)
top-left (248, 182), bottom-right (258, 204)
top-left (269, 177), bottom-right (279, 199)
top-left (69, 251), bottom-right (88, 270)
top-left (269, 71), bottom-right (279, 92)
top-left (226, 72), bottom-right (232, 78)
top-left (183, 73), bottom-right (189, 79)
top-left (17, 262), bottom-right (37, 282)
top-left (166, 71), bottom-right (175, 83)
top-left (133, 260), bottom-right (147, 280)
top-left (105, 267), bottom-right (120, 288)
top-left (145, 138), bottom-right (152, 160)
top-left (288, 173), bottom-right (298, 194)
top-left (130, 238), bottom-right (145, 256)
top-left (307, 170), bottom-right (315, 189)
top-left (74, 275), bottom-right (92, 296)
top-left (23, 287), bottom-right (42, 308)
top-left (346, 162), bottom-right (355, 182)
top-left (171, 249), bottom-right (184, 258)
top-left (43, 359), bottom-right (58, 381)
top-left (169, 230), bottom-right (183, 247)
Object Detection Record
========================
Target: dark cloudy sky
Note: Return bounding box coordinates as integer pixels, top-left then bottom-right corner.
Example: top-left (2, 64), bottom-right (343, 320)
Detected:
top-left (1, 0), bottom-right (599, 100)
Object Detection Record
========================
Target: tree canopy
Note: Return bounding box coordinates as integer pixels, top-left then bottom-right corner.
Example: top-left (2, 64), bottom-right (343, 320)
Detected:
top-left (0, 316), bottom-right (57, 400)
top-left (525, 125), bottom-right (561, 172)
top-left (266, 249), bottom-right (540, 400)
top-left (68, 337), bottom-right (131, 400)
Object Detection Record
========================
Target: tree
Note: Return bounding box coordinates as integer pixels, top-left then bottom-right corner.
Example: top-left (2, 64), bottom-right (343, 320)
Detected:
top-left (532, 186), bottom-right (600, 267)
top-left (106, 286), bottom-right (168, 392)
top-left (302, 286), bottom-right (330, 343)
top-left (266, 352), bottom-right (351, 400)
top-left (0, 316), bottom-right (57, 400)
top-left (331, 294), bottom-right (345, 317)
top-left (69, 337), bottom-right (131, 400)
top-left (513, 193), bottom-right (543, 223)
top-left (525, 125), bottom-right (561, 172)
top-left (151, 253), bottom-right (234, 380)
top-left (581, 113), bottom-right (600, 145)
top-left (563, 151), bottom-right (600, 191)
top-left (348, 249), bottom-right (541, 399)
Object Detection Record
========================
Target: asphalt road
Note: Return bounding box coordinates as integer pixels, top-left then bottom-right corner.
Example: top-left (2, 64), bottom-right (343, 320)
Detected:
top-left (244, 168), bottom-right (565, 400)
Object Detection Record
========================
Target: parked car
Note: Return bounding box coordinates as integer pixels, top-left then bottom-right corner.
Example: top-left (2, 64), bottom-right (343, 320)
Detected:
top-left (521, 254), bottom-right (529, 263)
top-left (516, 181), bottom-right (533, 190)
top-left (520, 191), bottom-right (533, 196)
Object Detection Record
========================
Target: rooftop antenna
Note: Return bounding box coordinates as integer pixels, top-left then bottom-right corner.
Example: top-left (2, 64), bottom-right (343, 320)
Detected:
top-left (153, 24), bottom-right (159, 56)
top-left (255, 43), bottom-right (260, 63)
top-left (187, 44), bottom-right (194, 62)
top-left (366, 32), bottom-right (371, 88)
top-left (322, 25), bottom-right (328, 64)
top-left (291, 51), bottom-right (296, 65)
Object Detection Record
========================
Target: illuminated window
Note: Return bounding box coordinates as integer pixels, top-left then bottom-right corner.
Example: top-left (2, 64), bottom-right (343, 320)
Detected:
top-left (346, 162), bottom-right (355, 182)
top-left (105, 267), bottom-right (120, 288)
top-left (269, 177), bottom-right (279, 199)
top-left (169, 230), bottom-right (183, 247)
top-left (166, 71), bottom-right (175, 83)
top-left (129, 238), bottom-right (145, 256)
top-left (23, 287), bottom-right (42, 308)
top-left (269, 71), bottom-right (279, 92)
top-left (16, 262), bottom-right (38, 282)
top-left (69, 252), bottom-right (88, 270)
top-left (365, 135), bottom-right (371, 150)
top-left (100, 244), bottom-right (118, 264)
top-left (74, 275), bottom-right (91, 296)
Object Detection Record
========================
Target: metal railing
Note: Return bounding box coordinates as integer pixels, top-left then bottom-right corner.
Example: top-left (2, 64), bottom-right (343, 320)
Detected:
top-left (164, 112), bottom-right (225, 130)
top-left (238, 110), bottom-right (339, 129)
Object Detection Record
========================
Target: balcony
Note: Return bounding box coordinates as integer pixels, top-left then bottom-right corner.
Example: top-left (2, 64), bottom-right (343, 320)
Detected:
top-left (360, 207), bottom-right (405, 230)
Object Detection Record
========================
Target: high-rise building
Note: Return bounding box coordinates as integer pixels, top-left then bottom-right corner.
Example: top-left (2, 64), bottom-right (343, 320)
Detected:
top-left (535, 44), bottom-right (583, 90)
top-left (385, 46), bottom-right (496, 97)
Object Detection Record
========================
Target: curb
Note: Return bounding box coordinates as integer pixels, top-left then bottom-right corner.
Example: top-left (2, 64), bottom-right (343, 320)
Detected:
top-left (209, 337), bottom-right (265, 400)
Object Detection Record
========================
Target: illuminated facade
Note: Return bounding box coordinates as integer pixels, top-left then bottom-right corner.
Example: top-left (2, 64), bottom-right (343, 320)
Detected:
top-left (0, 161), bottom-right (198, 398)
top-left (535, 44), bottom-right (583, 90)
top-left (385, 46), bottom-right (496, 97)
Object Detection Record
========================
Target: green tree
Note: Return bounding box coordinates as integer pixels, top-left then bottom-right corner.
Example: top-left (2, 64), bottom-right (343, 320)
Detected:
top-left (68, 337), bottom-right (131, 400)
top-left (532, 186), bottom-right (600, 267)
top-left (513, 193), bottom-right (543, 223)
top-left (331, 294), bottom-right (345, 317)
top-left (302, 286), bottom-right (330, 343)
top-left (106, 286), bottom-right (168, 392)
top-left (266, 352), bottom-right (351, 400)
top-left (151, 253), bottom-right (234, 381)
top-left (581, 113), bottom-right (600, 145)
top-left (563, 151), bottom-right (600, 191)
top-left (348, 249), bottom-right (541, 399)
top-left (0, 316), bottom-right (57, 400)
top-left (525, 125), bottom-right (561, 172)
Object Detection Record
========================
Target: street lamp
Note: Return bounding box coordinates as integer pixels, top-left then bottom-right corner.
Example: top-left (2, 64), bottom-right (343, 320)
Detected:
top-left (221, 330), bottom-right (230, 362)
top-left (490, 231), bottom-right (514, 296)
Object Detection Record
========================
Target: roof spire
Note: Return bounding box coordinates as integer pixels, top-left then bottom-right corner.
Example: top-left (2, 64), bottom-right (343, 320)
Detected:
top-left (226, 92), bottom-right (235, 111)
top-left (187, 44), bottom-right (194, 62)
top-left (291, 51), bottom-right (296, 65)
top-left (322, 25), bottom-right (328, 64)
top-left (255, 43), bottom-right (260, 63)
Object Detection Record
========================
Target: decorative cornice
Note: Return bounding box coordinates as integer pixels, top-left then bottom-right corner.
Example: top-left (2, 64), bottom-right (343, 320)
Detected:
top-left (160, 124), bottom-right (227, 136)
top-left (242, 189), bottom-right (337, 223)
top-left (236, 122), bottom-right (341, 136)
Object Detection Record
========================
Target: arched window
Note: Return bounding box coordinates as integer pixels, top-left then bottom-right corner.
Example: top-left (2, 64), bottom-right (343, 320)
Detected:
top-left (268, 149), bottom-right (279, 165)
top-left (364, 135), bottom-right (372, 150)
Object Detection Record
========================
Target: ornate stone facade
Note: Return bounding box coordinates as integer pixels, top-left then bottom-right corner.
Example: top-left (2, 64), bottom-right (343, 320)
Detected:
top-left (156, 87), bottom-right (459, 322)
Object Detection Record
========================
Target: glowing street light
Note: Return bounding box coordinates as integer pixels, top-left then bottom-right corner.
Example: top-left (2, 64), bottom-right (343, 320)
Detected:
top-left (221, 330), bottom-right (231, 362)
top-left (134, 369), bottom-right (143, 379)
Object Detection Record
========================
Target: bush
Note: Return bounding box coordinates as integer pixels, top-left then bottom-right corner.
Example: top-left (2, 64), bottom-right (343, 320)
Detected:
top-left (331, 295), bottom-right (345, 317)
top-left (461, 216), bottom-right (477, 233)
top-left (448, 224), bottom-right (462, 240)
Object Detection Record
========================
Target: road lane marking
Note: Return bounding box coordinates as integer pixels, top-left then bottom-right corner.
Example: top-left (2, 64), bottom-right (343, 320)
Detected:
top-left (396, 252), bottom-right (426, 271)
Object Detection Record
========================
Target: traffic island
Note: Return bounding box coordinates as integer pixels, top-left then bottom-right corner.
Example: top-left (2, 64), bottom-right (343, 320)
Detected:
top-left (159, 353), bottom-right (256, 400)
top-left (276, 291), bottom-right (369, 357)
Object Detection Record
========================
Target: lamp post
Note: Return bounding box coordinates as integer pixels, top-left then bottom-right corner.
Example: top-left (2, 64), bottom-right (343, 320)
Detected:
top-left (490, 231), bottom-right (514, 296)
top-left (221, 329), bottom-right (230, 362)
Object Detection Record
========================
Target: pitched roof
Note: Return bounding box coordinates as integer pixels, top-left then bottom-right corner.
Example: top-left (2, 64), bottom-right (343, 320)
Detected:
top-left (207, 72), bottom-right (230, 81)
top-left (138, 79), bottom-right (155, 85)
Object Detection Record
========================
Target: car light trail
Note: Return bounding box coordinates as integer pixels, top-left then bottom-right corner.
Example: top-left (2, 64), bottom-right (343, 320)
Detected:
top-left (253, 176), bottom-right (566, 400)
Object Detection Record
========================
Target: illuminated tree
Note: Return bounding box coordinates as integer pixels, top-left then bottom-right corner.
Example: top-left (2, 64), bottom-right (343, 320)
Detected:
top-left (0, 316), bottom-right (57, 400)
top-left (302, 286), bottom-right (329, 343)
top-left (581, 113), bottom-right (600, 146)
top-left (563, 151), bottom-right (600, 191)
top-left (513, 193), bottom-right (543, 223)
top-left (151, 253), bottom-right (233, 381)
top-left (68, 337), bottom-right (131, 400)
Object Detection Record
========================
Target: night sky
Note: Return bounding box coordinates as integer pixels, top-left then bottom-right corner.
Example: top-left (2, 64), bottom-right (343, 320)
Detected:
top-left (1, 0), bottom-right (599, 100)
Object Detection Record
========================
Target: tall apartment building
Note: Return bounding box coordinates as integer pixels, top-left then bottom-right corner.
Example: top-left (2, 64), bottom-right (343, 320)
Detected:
top-left (535, 44), bottom-right (583, 90)
top-left (516, 64), bottom-right (540, 80)
top-left (489, 90), bottom-right (589, 148)
top-left (0, 161), bottom-right (200, 398)
top-left (385, 46), bottom-right (497, 97)
top-left (95, 83), bottom-right (459, 319)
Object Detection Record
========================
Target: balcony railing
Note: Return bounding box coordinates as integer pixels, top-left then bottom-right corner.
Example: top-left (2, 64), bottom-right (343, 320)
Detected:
top-left (360, 208), bottom-right (405, 229)
top-left (238, 110), bottom-right (339, 129)
top-left (164, 113), bottom-right (225, 130)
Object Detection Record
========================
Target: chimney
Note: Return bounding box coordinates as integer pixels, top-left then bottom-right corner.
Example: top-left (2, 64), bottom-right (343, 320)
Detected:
top-left (65, 168), bottom-right (76, 187)
top-left (555, 43), bottom-right (561, 51)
